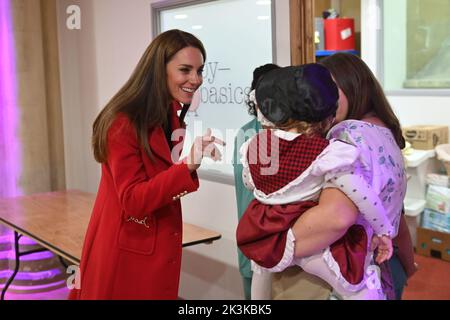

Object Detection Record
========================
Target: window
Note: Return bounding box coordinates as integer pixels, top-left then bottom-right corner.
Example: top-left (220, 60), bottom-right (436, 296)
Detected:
top-left (153, 0), bottom-right (274, 184)
top-left (383, 0), bottom-right (450, 91)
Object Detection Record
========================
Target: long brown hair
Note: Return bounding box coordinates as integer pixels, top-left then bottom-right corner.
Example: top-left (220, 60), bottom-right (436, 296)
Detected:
top-left (92, 29), bottom-right (206, 163)
top-left (320, 53), bottom-right (405, 149)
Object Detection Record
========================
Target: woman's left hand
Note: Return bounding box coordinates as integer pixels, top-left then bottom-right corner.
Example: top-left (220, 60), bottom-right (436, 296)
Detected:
top-left (371, 235), bottom-right (393, 264)
top-left (185, 128), bottom-right (226, 172)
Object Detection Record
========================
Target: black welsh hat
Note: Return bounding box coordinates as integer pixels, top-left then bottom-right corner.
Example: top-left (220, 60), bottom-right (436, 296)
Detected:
top-left (255, 63), bottom-right (339, 125)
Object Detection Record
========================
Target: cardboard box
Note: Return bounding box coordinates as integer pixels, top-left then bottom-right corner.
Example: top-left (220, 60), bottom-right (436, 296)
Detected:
top-left (402, 125), bottom-right (449, 150)
top-left (416, 227), bottom-right (450, 262)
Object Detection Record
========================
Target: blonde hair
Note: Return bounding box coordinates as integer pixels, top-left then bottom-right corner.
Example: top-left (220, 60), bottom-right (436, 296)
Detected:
top-left (277, 116), bottom-right (335, 137)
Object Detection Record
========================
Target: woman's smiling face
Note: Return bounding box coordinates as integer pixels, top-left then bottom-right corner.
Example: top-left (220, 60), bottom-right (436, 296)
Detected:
top-left (166, 46), bottom-right (204, 105)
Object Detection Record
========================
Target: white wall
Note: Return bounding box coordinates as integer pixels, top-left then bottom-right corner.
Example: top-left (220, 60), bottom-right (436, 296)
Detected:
top-left (389, 96), bottom-right (450, 128)
top-left (360, 0), bottom-right (381, 76)
top-left (274, 0), bottom-right (291, 67)
top-left (57, 0), bottom-right (153, 193)
top-left (91, 0), bottom-right (153, 108)
top-left (57, 0), bottom-right (99, 193)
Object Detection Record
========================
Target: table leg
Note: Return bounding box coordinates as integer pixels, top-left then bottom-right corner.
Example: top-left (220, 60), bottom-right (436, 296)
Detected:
top-left (1, 231), bottom-right (48, 300)
top-left (58, 256), bottom-right (69, 269)
top-left (1, 231), bottom-right (22, 300)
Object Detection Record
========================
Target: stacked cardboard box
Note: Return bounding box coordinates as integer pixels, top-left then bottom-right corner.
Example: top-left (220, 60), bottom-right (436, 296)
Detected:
top-left (417, 184), bottom-right (450, 261)
top-left (402, 125), bottom-right (448, 150)
top-left (416, 227), bottom-right (450, 262)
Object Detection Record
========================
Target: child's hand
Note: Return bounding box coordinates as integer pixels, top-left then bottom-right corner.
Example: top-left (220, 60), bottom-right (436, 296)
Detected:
top-left (371, 235), bottom-right (393, 264)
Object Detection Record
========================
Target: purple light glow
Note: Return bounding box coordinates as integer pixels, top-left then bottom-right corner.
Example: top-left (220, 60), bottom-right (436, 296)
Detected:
top-left (0, 268), bottom-right (61, 281)
top-left (0, 279), bottom-right (67, 292)
top-left (1, 285), bottom-right (69, 300)
top-left (0, 1), bottom-right (66, 299)
top-left (0, 234), bottom-right (38, 245)
top-left (0, 250), bottom-right (55, 261)
top-left (0, 0), bottom-right (21, 197)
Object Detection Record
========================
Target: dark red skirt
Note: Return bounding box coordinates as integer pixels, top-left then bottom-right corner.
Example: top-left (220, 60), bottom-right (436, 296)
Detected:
top-left (236, 199), bottom-right (368, 285)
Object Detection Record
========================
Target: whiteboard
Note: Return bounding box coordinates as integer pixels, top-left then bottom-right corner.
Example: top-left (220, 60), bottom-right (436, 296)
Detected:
top-left (154, 0), bottom-right (274, 184)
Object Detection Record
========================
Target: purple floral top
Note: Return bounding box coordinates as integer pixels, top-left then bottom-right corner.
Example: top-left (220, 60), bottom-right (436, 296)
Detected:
top-left (327, 120), bottom-right (407, 236)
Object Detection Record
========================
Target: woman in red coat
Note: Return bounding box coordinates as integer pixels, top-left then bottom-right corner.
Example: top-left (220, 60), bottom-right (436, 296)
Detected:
top-left (69, 30), bottom-right (224, 300)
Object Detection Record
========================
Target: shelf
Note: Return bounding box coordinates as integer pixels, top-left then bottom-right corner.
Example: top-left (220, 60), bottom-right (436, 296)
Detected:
top-left (404, 198), bottom-right (426, 217)
top-left (404, 149), bottom-right (436, 168)
top-left (315, 50), bottom-right (359, 57)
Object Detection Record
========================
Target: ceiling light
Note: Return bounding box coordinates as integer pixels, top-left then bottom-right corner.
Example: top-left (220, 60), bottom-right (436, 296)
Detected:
top-left (174, 14), bottom-right (188, 19)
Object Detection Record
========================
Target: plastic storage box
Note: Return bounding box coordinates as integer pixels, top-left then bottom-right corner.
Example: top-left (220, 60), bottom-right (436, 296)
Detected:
top-left (422, 208), bottom-right (450, 234)
top-left (404, 198), bottom-right (426, 246)
top-left (324, 18), bottom-right (355, 51)
top-left (404, 149), bottom-right (440, 247)
top-left (426, 184), bottom-right (450, 214)
top-left (404, 149), bottom-right (439, 199)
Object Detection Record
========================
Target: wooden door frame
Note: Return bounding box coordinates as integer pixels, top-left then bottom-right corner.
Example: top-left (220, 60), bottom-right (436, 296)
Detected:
top-left (289, 0), bottom-right (315, 65)
top-left (41, 0), bottom-right (66, 191)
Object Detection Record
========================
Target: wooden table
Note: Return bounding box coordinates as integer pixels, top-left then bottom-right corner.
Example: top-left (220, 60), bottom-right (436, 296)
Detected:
top-left (0, 190), bottom-right (221, 299)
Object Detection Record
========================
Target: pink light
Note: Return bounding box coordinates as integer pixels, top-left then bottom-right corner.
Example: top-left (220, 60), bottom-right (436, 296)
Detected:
top-left (0, 2), bottom-right (65, 299)
top-left (0, 0), bottom-right (22, 197)
top-left (0, 268), bottom-right (62, 281)
top-left (0, 279), bottom-right (67, 292)
top-left (1, 285), bottom-right (69, 300)
top-left (0, 250), bottom-right (55, 261)
top-left (0, 1), bottom-right (69, 300)
top-left (0, 234), bottom-right (38, 245)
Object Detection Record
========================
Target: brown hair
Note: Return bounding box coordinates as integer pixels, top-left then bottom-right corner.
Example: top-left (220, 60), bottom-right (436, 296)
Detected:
top-left (320, 53), bottom-right (405, 149)
top-left (92, 29), bottom-right (206, 163)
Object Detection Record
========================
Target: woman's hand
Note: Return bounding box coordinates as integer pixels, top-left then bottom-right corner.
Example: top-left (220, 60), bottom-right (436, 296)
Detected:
top-left (186, 128), bottom-right (226, 172)
top-left (371, 235), bottom-right (393, 264)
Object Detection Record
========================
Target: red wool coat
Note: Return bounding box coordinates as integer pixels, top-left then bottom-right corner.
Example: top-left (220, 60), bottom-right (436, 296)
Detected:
top-left (69, 102), bottom-right (199, 300)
